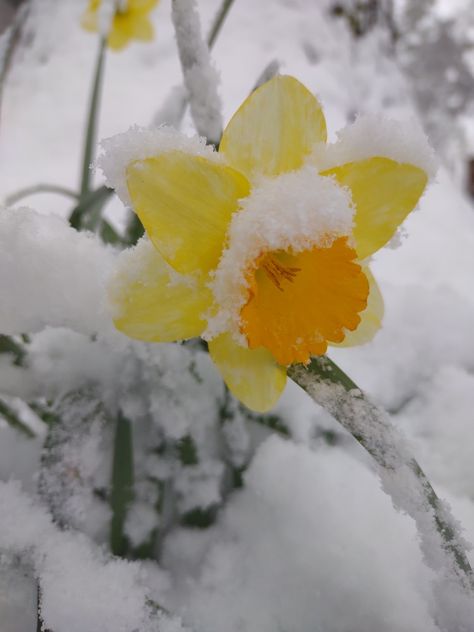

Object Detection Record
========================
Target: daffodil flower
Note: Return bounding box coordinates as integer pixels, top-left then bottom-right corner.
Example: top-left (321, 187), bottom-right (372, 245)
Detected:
top-left (107, 75), bottom-right (433, 412)
top-left (81, 0), bottom-right (159, 51)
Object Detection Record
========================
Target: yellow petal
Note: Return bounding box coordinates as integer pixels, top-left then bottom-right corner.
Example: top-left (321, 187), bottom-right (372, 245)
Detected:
top-left (128, 0), bottom-right (159, 13)
top-left (127, 152), bottom-right (250, 275)
top-left (332, 267), bottom-right (383, 347)
top-left (321, 157), bottom-right (428, 259)
top-left (108, 13), bottom-right (137, 50)
top-left (220, 75), bottom-right (327, 181)
top-left (128, 14), bottom-right (154, 42)
top-left (208, 333), bottom-right (287, 412)
top-left (81, 2), bottom-right (99, 33)
top-left (109, 239), bottom-right (212, 342)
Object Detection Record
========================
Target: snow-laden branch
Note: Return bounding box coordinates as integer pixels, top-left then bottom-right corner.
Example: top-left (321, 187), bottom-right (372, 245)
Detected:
top-left (171, 0), bottom-right (223, 145)
top-left (0, 207), bottom-right (116, 336)
top-left (289, 357), bottom-right (474, 630)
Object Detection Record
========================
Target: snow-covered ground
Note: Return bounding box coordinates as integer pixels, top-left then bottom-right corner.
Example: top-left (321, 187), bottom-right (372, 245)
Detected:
top-left (1, 1), bottom-right (474, 631)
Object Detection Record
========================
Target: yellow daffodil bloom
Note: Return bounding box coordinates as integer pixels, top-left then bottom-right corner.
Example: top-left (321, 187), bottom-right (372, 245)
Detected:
top-left (109, 75), bottom-right (431, 412)
top-left (81, 0), bottom-right (159, 51)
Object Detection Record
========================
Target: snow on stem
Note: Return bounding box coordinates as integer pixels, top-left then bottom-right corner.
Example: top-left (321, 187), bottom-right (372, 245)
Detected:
top-left (288, 356), bottom-right (474, 596)
top-left (171, 0), bottom-right (223, 146)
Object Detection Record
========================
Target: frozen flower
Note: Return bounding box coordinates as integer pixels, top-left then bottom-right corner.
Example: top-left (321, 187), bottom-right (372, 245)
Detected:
top-left (81, 0), bottom-right (159, 51)
top-left (107, 76), bottom-right (432, 411)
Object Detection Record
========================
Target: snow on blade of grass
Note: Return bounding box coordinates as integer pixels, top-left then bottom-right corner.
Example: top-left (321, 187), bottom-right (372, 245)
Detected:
top-left (171, 0), bottom-right (223, 145)
top-left (0, 480), bottom-right (184, 632)
top-left (0, 207), bottom-right (116, 336)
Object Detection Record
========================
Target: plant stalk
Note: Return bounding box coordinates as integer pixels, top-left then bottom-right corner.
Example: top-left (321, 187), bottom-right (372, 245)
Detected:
top-left (288, 356), bottom-right (474, 591)
top-left (79, 37), bottom-right (106, 207)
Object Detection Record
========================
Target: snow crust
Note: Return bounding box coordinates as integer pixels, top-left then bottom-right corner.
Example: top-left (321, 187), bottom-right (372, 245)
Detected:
top-left (0, 207), bottom-right (116, 336)
top-left (207, 168), bottom-right (354, 340)
top-left (97, 125), bottom-right (221, 207)
top-left (314, 114), bottom-right (438, 177)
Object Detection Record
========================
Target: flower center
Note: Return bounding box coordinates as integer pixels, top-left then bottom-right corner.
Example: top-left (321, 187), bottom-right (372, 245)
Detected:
top-left (240, 237), bottom-right (369, 366)
top-left (261, 255), bottom-right (301, 291)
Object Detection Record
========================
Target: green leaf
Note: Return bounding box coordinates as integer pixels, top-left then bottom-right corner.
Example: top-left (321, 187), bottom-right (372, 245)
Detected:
top-left (69, 185), bottom-right (113, 231)
top-left (110, 412), bottom-right (134, 556)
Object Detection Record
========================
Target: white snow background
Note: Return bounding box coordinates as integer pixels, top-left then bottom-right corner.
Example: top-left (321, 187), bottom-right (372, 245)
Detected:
top-left (1, 1), bottom-right (474, 631)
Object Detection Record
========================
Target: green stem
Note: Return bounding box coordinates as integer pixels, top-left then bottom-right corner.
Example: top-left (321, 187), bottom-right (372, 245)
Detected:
top-left (288, 356), bottom-right (474, 590)
top-left (69, 184), bottom-right (112, 231)
top-left (207, 0), bottom-right (236, 48)
top-left (5, 184), bottom-right (78, 207)
top-left (79, 37), bottom-right (106, 206)
top-left (110, 412), bottom-right (134, 557)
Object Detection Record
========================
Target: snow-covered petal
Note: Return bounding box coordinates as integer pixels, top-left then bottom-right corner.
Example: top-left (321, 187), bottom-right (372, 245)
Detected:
top-left (219, 75), bottom-right (327, 181)
top-left (332, 267), bottom-right (383, 347)
top-left (208, 333), bottom-right (287, 412)
top-left (126, 151), bottom-right (250, 275)
top-left (321, 157), bottom-right (428, 260)
top-left (109, 238), bottom-right (212, 342)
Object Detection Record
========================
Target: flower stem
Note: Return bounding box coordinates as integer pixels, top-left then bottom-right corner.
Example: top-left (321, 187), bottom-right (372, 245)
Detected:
top-left (288, 356), bottom-right (474, 591)
top-left (207, 0), bottom-right (236, 48)
top-left (79, 37), bottom-right (106, 209)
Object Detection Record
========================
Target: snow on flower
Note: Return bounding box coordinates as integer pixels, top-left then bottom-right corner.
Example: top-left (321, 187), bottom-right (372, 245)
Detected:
top-left (81, 0), bottom-right (159, 51)
top-left (100, 75), bottom-right (433, 412)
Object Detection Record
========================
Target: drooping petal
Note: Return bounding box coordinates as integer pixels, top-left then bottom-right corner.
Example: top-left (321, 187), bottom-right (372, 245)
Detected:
top-left (208, 333), bottom-right (287, 412)
top-left (219, 75), bottom-right (327, 181)
top-left (332, 267), bottom-right (383, 347)
top-left (126, 152), bottom-right (250, 275)
top-left (321, 157), bottom-right (428, 260)
top-left (109, 239), bottom-right (212, 342)
top-left (240, 238), bottom-right (369, 366)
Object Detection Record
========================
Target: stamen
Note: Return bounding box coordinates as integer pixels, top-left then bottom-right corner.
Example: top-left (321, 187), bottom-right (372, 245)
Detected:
top-left (261, 255), bottom-right (301, 291)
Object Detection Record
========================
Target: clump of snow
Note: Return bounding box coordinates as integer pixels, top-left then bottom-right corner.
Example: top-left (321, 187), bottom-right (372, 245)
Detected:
top-left (164, 436), bottom-right (438, 632)
top-left (97, 125), bottom-right (221, 207)
top-left (0, 207), bottom-right (116, 336)
top-left (0, 480), bottom-right (174, 632)
top-left (171, 0), bottom-right (223, 145)
top-left (125, 500), bottom-right (160, 549)
top-left (174, 460), bottom-right (224, 514)
top-left (206, 168), bottom-right (354, 340)
top-left (314, 114), bottom-right (438, 177)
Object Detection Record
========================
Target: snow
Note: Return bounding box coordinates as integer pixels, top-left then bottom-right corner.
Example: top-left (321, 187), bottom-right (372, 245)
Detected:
top-left (207, 168), bottom-right (354, 340)
top-left (314, 113), bottom-right (438, 177)
top-left (163, 437), bottom-right (438, 632)
top-left (0, 207), bottom-right (116, 336)
top-left (1, 0), bottom-right (474, 630)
